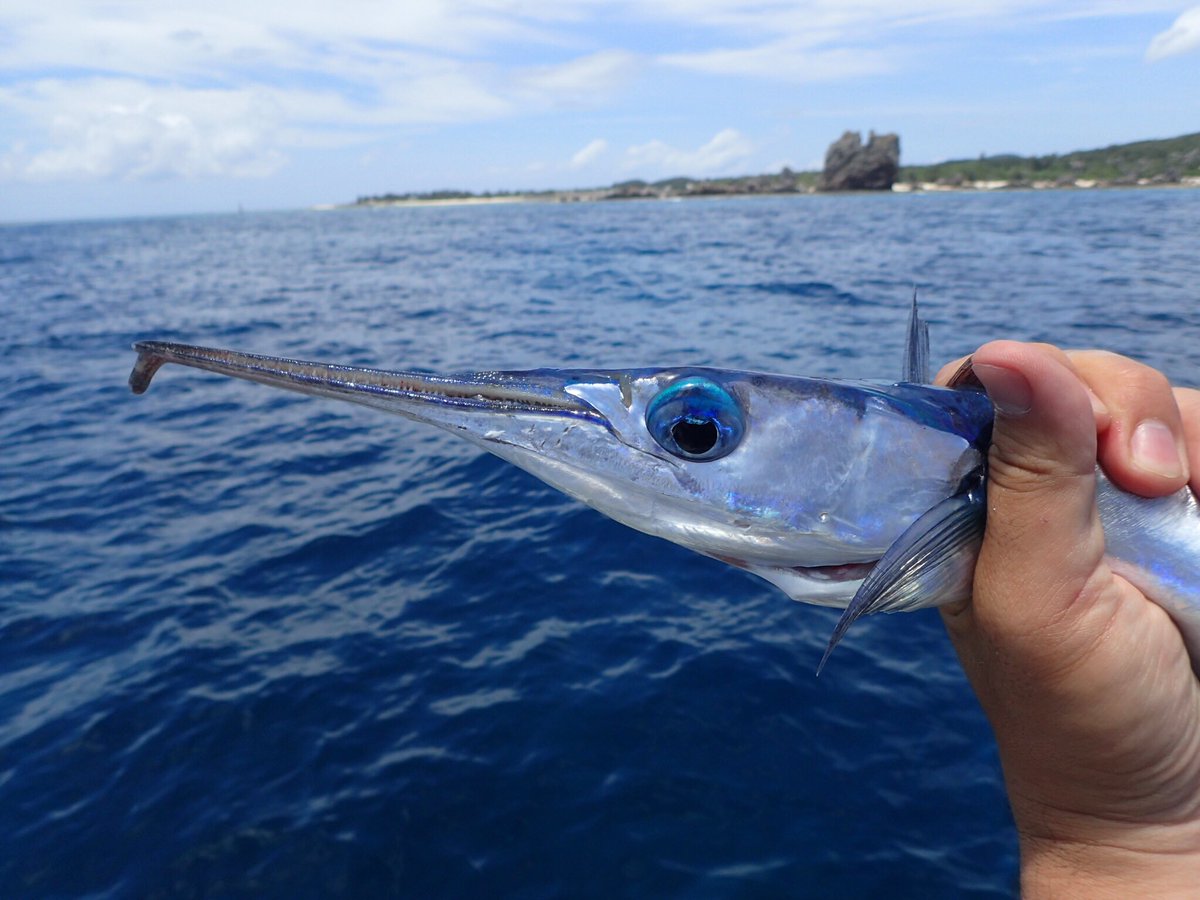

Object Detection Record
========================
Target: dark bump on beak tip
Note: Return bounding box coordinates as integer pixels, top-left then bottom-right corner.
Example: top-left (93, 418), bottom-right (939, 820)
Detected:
top-left (129, 347), bottom-right (166, 395)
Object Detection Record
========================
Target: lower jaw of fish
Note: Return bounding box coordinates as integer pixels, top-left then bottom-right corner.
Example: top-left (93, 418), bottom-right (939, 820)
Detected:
top-left (797, 561), bottom-right (877, 582)
top-left (714, 555), bottom-right (877, 610)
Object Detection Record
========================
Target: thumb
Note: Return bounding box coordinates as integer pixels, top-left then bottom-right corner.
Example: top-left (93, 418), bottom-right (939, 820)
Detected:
top-left (942, 341), bottom-right (1109, 663)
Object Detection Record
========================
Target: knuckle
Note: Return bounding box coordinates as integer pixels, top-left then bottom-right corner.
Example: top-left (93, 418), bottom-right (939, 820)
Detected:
top-left (1077, 352), bottom-right (1173, 402)
top-left (987, 456), bottom-right (1091, 495)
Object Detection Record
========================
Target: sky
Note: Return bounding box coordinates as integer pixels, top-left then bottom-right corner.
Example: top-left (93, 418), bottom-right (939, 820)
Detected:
top-left (1, 2), bottom-right (1198, 222)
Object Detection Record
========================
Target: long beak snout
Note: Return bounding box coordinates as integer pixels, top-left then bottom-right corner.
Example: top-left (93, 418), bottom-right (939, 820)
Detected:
top-left (129, 341), bottom-right (601, 424)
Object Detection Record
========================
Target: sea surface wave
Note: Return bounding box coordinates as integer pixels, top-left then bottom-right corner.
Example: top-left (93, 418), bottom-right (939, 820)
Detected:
top-left (3, 191), bottom-right (1199, 897)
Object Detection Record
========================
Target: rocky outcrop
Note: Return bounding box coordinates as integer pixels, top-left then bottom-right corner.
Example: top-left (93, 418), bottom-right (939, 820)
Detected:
top-left (819, 131), bottom-right (900, 191)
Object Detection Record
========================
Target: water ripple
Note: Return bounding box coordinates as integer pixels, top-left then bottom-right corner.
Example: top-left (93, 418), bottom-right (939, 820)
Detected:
top-left (2, 192), bottom-right (1198, 897)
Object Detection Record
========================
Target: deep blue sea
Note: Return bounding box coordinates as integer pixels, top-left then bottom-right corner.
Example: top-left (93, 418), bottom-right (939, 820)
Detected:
top-left (3, 190), bottom-right (1200, 898)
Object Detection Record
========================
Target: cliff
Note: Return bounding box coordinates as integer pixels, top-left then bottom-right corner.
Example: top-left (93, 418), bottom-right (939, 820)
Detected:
top-left (818, 131), bottom-right (900, 191)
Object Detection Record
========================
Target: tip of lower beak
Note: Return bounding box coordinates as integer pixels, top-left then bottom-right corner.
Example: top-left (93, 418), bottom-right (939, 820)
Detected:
top-left (129, 343), bottom-right (167, 394)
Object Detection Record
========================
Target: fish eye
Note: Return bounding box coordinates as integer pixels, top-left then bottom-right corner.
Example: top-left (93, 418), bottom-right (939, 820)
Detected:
top-left (645, 376), bottom-right (744, 461)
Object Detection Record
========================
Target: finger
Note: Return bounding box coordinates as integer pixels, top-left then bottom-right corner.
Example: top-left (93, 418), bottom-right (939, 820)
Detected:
top-left (937, 347), bottom-right (1112, 430)
top-left (1176, 387), bottom-right (1200, 495)
top-left (1069, 351), bottom-right (1189, 498)
top-left (941, 341), bottom-right (1107, 656)
top-left (936, 344), bottom-right (1075, 387)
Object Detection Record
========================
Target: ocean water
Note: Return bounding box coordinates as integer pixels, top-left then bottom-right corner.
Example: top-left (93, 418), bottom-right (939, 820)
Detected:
top-left (3, 190), bottom-right (1199, 898)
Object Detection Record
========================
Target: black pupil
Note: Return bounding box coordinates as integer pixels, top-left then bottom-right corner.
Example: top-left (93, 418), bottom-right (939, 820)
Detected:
top-left (671, 417), bottom-right (719, 456)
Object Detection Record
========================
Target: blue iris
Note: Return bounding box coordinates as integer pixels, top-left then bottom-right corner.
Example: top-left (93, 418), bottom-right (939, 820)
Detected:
top-left (645, 376), bottom-right (745, 461)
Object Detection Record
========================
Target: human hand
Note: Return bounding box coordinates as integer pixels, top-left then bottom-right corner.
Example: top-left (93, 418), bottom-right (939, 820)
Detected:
top-left (934, 342), bottom-right (1200, 898)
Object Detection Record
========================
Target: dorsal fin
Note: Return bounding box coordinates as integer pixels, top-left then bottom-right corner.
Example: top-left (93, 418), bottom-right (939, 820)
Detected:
top-left (902, 290), bottom-right (930, 384)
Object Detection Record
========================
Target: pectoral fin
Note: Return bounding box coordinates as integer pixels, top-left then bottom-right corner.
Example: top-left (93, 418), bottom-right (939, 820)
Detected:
top-left (817, 470), bottom-right (986, 674)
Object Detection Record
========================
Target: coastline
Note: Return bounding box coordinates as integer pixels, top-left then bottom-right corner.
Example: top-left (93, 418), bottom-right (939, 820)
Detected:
top-left (894, 175), bottom-right (1200, 193)
top-left (354, 195), bottom-right (538, 209)
top-left (346, 131), bottom-right (1200, 210)
top-left (342, 176), bottom-right (1200, 211)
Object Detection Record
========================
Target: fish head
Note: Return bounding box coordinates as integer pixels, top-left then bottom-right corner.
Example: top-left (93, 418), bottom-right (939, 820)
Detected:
top-left (522, 368), bottom-right (989, 601)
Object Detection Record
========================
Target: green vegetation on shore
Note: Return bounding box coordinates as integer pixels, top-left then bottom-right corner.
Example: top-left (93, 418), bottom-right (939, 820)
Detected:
top-left (354, 132), bottom-right (1200, 206)
top-left (900, 132), bottom-right (1200, 187)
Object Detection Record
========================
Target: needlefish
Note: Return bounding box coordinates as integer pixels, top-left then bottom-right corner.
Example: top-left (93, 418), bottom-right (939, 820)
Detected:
top-left (128, 301), bottom-right (1200, 671)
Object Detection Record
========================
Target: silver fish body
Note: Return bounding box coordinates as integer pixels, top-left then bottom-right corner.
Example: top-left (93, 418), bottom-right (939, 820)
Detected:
top-left (1096, 470), bottom-right (1200, 660)
top-left (128, 336), bottom-right (1200, 665)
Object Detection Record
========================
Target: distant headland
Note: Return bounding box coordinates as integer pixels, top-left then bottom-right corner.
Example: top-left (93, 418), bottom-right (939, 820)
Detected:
top-left (352, 131), bottom-right (1200, 208)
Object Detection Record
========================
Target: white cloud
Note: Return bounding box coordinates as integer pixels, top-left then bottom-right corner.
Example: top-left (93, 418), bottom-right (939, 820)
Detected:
top-left (0, 3), bottom-right (641, 183)
top-left (375, 68), bottom-right (513, 125)
top-left (517, 51), bottom-right (639, 107)
top-left (634, 0), bottom-right (1182, 34)
top-left (1146, 6), bottom-right (1200, 61)
top-left (661, 42), bottom-right (894, 81)
top-left (570, 138), bottom-right (609, 168)
top-left (0, 2), bottom-right (547, 75)
top-left (0, 80), bottom-right (288, 180)
top-left (623, 128), bottom-right (754, 176)
top-left (0, 1), bottom-right (1194, 191)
